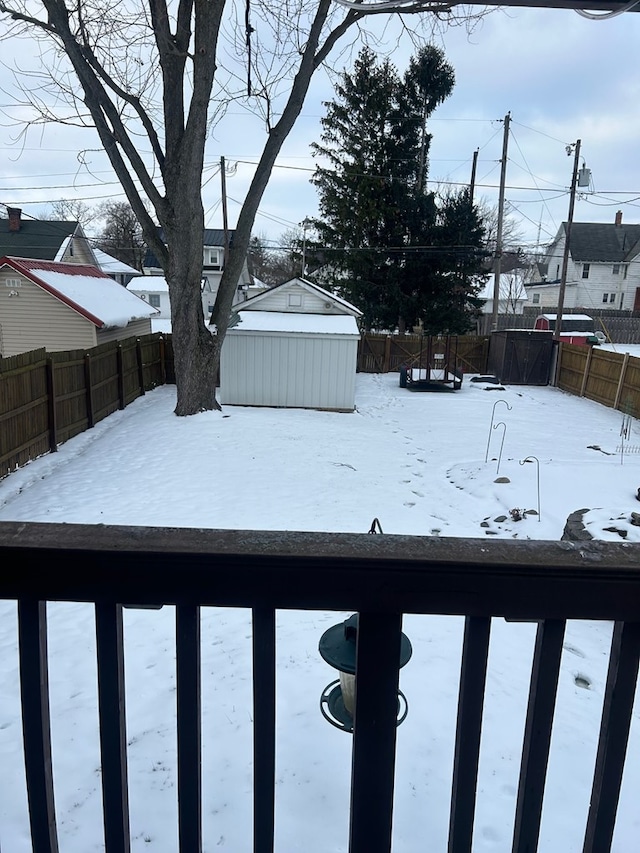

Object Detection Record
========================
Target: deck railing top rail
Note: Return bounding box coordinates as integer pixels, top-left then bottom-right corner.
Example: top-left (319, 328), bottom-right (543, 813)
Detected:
top-left (1, 521), bottom-right (639, 620)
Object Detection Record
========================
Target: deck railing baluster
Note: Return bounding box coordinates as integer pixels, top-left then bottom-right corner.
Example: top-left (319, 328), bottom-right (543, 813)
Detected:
top-left (583, 621), bottom-right (640, 853)
top-left (176, 604), bottom-right (202, 852)
top-left (349, 611), bottom-right (402, 853)
top-left (512, 619), bottom-right (566, 853)
top-left (95, 602), bottom-right (130, 853)
top-left (252, 607), bottom-right (276, 853)
top-left (448, 616), bottom-right (492, 853)
top-left (18, 599), bottom-right (59, 853)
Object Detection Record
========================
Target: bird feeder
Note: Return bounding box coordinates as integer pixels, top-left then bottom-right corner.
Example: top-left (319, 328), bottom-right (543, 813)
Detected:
top-left (318, 613), bottom-right (412, 733)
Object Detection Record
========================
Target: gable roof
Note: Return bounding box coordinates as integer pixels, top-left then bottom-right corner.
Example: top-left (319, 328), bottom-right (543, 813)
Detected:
top-left (560, 222), bottom-right (640, 263)
top-left (1, 256), bottom-right (158, 328)
top-left (143, 227), bottom-right (234, 269)
top-left (235, 277), bottom-right (363, 317)
top-left (0, 216), bottom-right (86, 260)
top-left (88, 248), bottom-right (142, 278)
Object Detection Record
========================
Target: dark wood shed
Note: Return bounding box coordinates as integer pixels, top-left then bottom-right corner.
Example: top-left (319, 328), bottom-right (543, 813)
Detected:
top-left (488, 330), bottom-right (554, 385)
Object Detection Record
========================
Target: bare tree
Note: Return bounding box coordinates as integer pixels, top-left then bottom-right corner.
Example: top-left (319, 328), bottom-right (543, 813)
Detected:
top-left (0, 0), bottom-right (489, 414)
top-left (95, 200), bottom-right (147, 271)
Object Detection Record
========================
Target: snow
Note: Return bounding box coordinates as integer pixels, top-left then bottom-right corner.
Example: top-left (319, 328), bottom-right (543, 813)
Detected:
top-left (1, 374), bottom-right (640, 852)
top-left (128, 275), bottom-right (169, 293)
top-left (233, 310), bottom-right (360, 335)
top-left (16, 259), bottom-right (158, 328)
top-left (92, 248), bottom-right (142, 277)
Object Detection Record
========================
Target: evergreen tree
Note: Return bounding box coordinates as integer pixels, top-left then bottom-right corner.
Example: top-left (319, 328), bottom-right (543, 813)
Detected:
top-left (311, 46), bottom-right (485, 333)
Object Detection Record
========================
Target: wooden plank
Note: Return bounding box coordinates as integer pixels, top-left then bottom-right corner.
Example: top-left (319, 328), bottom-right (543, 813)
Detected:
top-left (583, 621), bottom-right (640, 853)
top-left (613, 353), bottom-right (630, 410)
top-left (136, 339), bottom-right (146, 396)
top-left (0, 430), bottom-right (50, 467)
top-left (0, 394), bottom-right (49, 424)
top-left (95, 602), bottom-right (130, 853)
top-left (46, 358), bottom-right (58, 453)
top-left (349, 611), bottom-right (402, 853)
top-left (84, 354), bottom-right (95, 429)
top-left (448, 616), bottom-right (491, 853)
top-left (579, 345), bottom-right (593, 397)
top-left (2, 524), bottom-right (640, 621)
top-left (176, 605), bottom-right (202, 853)
top-left (18, 600), bottom-right (59, 853)
top-left (252, 607), bottom-right (276, 853)
top-left (117, 345), bottom-right (126, 410)
top-left (511, 619), bottom-right (566, 853)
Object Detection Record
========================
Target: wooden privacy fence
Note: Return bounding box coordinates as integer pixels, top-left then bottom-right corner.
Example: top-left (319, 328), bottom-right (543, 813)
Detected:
top-left (0, 334), bottom-right (173, 479)
top-left (357, 334), bottom-right (490, 375)
top-left (557, 343), bottom-right (640, 416)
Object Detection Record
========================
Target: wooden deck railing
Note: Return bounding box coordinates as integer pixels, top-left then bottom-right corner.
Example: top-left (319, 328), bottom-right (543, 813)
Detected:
top-left (1, 522), bottom-right (639, 853)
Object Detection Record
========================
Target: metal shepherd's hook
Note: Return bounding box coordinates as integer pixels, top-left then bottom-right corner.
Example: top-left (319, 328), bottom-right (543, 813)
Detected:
top-left (519, 456), bottom-right (541, 521)
top-left (492, 422), bottom-right (507, 476)
top-left (485, 399), bottom-right (512, 463)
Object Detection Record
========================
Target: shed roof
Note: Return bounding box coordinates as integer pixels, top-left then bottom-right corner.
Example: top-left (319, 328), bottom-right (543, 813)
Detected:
top-left (92, 247), bottom-right (142, 277)
top-left (128, 275), bottom-right (169, 293)
top-left (1, 256), bottom-right (158, 328)
top-left (236, 277), bottom-right (363, 317)
top-left (231, 311), bottom-right (360, 336)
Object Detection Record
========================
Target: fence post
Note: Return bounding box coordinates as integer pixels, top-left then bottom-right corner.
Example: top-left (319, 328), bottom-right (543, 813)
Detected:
top-left (46, 358), bottom-right (58, 453)
top-left (579, 346), bottom-right (593, 398)
top-left (84, 353), bottom-right (95, 429)
top-left (614, 353), bottom-right (630, 411)
top-left (136, 339), bottom-right (146, 397)
top-left (116, 345), bottom-right (126, 410)
top-left (384, 336), bottom-right (392, 373)
top-left (159, 336), bottom-right (167, 386)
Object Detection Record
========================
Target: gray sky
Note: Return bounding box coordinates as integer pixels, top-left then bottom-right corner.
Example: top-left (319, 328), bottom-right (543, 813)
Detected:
top-left (0, 3), bottom-right (638, 253)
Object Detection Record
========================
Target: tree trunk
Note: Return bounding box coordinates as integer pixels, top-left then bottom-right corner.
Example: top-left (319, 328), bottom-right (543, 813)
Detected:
top-left (164, 209), bottom-right (219, 416)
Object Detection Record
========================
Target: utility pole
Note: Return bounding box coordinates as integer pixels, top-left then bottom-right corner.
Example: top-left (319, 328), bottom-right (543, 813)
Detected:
top-left (220, 156), bottom-right (230, 270)
top-left (554, 140), bottom-right (581, 342)
top-left (491, 112), bottom-right (510, 334)
top-left (469, 148), bottom-right (479, 203)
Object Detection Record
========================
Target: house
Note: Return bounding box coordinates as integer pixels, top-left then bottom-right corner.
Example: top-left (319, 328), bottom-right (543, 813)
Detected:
top-left (220, 278), bottom-right (362, 411)
top-left (0, 207), bottom-right (96, 265)
top-left (143, 227), bottom-right (253, 318)
top-left (0, 256), bottom-right (158, 357)
top-left (526, 212), bottom-right (640, 311)
top-left (127, 276), bottom-right (171, 318)
top-left (91, 247), bottom-right (142, 287)
top-left (479, 272), bottom-right (528, 315)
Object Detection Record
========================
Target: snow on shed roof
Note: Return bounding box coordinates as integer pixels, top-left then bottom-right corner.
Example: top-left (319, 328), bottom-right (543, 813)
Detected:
top-left (1, 256), bottom-right (158, 328)
top-left (92, 248), bottom-right (142, 277)
top-left (231, 311), bottom-right (360, 336)
top-left (540, 314), bottom-right (593, 322)
top-left (128, 275), bottom-right (169, 293)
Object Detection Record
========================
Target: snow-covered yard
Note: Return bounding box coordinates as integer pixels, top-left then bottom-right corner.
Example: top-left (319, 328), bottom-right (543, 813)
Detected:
top-left (1, 374), bottom-right (639, 852)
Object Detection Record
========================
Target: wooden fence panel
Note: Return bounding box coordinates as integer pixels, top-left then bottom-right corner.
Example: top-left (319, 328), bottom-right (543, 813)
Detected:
top-left (0, 350), bottom-right (50, 477)
top-left (558, 344), bottom-right (640, 416)
top-left (0, 334), bottom-right (172, 481)
top-left (357, 335), bottom-right (490, 375)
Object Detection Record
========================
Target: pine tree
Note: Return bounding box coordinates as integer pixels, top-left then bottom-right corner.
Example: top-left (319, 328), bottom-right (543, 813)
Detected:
top-left (311, 46), bottom-right (485, 333)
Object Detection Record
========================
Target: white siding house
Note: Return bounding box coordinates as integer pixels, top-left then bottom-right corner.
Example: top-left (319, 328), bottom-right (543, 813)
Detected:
top-left (220, 278), bottom-right (362, 412)
top-left (526, 213), bottom-right (640, 311)
top-left (127, 276), bottom-right (171, 318)
top-left (479, 273), bottom-right (528, 315)
top-left (0, 256), bottom-right (157, 357)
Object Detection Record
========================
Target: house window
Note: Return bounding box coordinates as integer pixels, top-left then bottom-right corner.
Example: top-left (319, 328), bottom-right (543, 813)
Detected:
top-left (532, 293), bottom-right (540, 305)
top-left (149, 294), bottom-right (161, 308)
top-left (582, 264), bottom-right (590, 279)
top-left (288, 293), bottom-right (303, 308)
top-left (5, 277), bottom-right (21, 287)
top-left (602, 293), bottom-right (609, 303)
top-left (613, 264), bottom-right (620, 275)
top-left (204, 248), bottom-right (222, 269)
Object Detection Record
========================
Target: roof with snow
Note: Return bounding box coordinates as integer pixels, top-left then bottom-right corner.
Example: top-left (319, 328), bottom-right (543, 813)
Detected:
top-left (1, 256), bottom-right (158, 328)
top-left (128, 276), bottom-right (169, 293)
top-left (92, 248), bottom-right (142, 277)
top-left (235, 277), bottom-right (362, 317)
top-left (230, 311), bottom-right (360, 336)
top-left (478, 274), bottom-right (528, 302)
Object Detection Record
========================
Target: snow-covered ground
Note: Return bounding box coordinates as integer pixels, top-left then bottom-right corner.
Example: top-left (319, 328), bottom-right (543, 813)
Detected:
top-left (1, 374), bottom-right (639, 852)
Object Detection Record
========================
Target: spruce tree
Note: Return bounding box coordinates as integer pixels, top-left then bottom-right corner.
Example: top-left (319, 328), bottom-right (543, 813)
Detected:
top-left (312, 46), bottom-right (485, 333)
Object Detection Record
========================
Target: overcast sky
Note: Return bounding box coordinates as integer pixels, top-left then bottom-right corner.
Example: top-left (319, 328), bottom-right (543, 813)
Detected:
top-left (1, 2), bottom-right (639, 254)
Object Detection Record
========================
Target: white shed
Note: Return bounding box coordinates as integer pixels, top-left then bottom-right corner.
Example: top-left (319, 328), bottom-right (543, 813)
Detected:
top-left (220, 278), bottom-right (361, 412)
